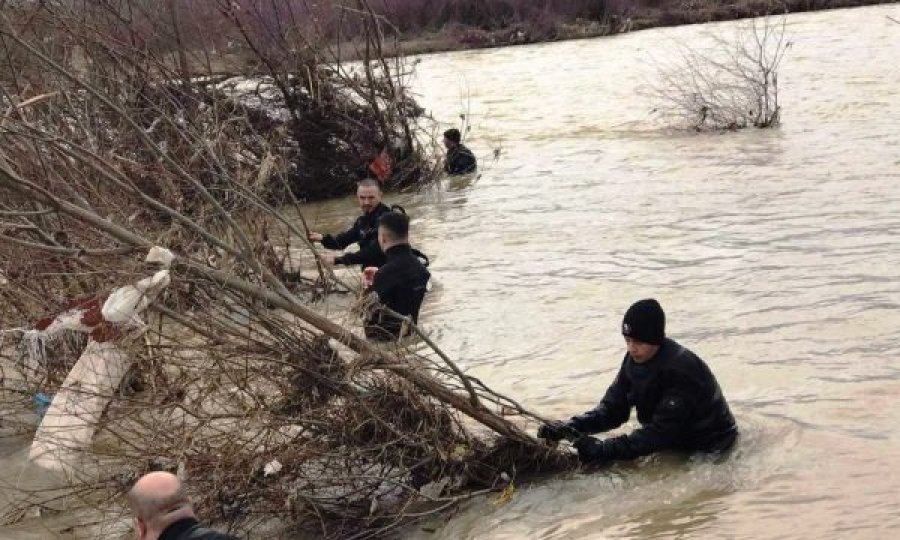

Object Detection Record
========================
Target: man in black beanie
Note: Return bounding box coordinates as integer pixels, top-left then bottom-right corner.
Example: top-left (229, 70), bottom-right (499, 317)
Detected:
top-left (538, 299), bottom-right (738, 464)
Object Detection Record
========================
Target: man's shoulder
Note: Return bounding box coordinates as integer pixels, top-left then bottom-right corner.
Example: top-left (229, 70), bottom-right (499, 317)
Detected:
top-left (163, 520), bottom-right (236, 540)
top-left (405, 250), bottom-right (430, 276)
top-left (411, 258), bottom-right (430, 283)
top-left (355, 203), bottom-right (390, 224)
top-left (659, 340), bottom-right (717, 386)
top-left (658, 338), bottom-right (691, 361)
top-left (382, 253), bottom-right (426, 275)
top-left (376, 252), bottom-right (428, 285)
top-left (373, 203), bottom-right (392, 217)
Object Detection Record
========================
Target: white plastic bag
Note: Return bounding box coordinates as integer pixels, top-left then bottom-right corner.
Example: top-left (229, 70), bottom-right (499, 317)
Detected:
top-left (101, 270), bottom-right (170, 323)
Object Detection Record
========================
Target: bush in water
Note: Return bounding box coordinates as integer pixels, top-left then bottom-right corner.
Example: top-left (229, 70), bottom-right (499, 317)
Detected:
top-left (647, 15), bottom-right (791, 130)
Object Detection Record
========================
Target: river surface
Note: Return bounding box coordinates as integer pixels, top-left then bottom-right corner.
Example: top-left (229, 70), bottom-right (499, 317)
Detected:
top-left (306, 5), bottom-right (900, 539)
top-left (3, 4), bottom-right (900, 539)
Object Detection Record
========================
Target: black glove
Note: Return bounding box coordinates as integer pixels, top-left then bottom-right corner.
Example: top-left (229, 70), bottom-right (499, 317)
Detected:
top-left (573, 436), bottom-right (606, 465)
top-left (537, 421), bottom-right (572, 442)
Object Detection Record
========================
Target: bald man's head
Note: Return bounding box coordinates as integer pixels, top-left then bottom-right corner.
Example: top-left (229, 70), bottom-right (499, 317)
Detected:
top-left (128, 472), bottom-right (195, 540)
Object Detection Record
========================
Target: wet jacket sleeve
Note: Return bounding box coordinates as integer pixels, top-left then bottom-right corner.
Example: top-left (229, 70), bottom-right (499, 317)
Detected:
top-left (587, 392), bottom-right (692, 462)
top-left (568, 363), bottom-right (631, 435)
top-left (322, 221), bottom-right (360, 251)
top-left (334, 240), bottom-right (382, 267)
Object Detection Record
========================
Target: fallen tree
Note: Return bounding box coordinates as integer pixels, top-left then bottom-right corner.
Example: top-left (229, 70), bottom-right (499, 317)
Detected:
top-left (0, 3), bottom-right (573, 538)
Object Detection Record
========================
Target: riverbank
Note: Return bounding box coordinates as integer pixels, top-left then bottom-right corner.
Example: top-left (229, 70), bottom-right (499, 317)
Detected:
top-left (386, 0), bottom-right (898, 56)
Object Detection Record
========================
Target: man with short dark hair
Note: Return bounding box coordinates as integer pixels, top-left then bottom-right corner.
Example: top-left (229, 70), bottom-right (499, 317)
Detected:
top-left (442, 128), bottom-right (477, 175)
top-left (127, 471), bottom-right (236, 540)
top-left (364, 211), bottom-right (430, 341)
top-left (538, 299), bottom-right (738, 464)
top-left (309, 178), bottom-right (391, 269)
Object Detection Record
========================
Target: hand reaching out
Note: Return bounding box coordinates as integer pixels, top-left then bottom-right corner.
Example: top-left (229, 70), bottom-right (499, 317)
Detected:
top-left (363, 266), bottom-right (378, 287)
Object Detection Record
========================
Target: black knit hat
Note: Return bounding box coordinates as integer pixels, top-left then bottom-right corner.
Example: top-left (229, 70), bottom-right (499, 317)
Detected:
top-left (622, 299), bottom-right (665, 345)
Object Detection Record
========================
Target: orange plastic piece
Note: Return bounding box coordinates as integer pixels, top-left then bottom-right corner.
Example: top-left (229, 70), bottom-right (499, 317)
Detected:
top-left (368, 150), bottom-right (393, 183)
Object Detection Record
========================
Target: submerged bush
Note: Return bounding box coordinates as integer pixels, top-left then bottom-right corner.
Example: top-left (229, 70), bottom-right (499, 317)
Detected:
top-left (647, 16), bottom-right (792, 130)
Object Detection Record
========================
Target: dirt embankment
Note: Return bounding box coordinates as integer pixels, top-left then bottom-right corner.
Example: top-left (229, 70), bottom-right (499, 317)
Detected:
top-left (387, 0), bottom-right (897, 56)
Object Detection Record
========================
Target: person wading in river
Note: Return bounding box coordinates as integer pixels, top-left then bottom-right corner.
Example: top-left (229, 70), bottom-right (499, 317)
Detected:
top-left (363, 211), bottom-right (430, 342)
top-left (308, 178), bottom-right (392, 270)
top-left (442, 128), bottom-right (477, 175)
top-left (127, 471), bottom-right (236, 540)
top-left (538, 299), bottom-right (738, 464)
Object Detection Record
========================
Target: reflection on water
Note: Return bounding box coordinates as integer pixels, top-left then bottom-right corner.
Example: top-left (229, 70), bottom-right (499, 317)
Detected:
top-left (3, 4), bottom-right (900, 539)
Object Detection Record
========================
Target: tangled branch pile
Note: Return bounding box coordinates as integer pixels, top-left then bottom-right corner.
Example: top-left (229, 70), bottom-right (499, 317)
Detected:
top-left (1, 0), bottom-right (438, 204)
top-left (0, 2), bottom-right (573, 538)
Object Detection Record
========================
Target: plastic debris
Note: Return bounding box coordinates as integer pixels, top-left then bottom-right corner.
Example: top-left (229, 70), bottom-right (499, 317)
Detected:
top-left (263, 459), bottom-right (283, 477)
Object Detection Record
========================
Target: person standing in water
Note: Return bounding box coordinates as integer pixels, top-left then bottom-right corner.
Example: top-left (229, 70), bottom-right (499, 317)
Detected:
top-left (442, 128), bottom-right (477, 175)
top-left (363, 211), bottom-right (430, 342)
top-left (538, 299), bottom-right (738, 464)
top-left (308, 178), bottom-right (392, 270)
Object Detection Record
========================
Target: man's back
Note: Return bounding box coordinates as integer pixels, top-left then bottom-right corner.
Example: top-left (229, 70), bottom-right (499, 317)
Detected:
top-left (444, 143), bottom-right (477, 175)
top-left (366, 244), bottom-right (430, 341)
top-left (624, 338), bottom-right (737, 452)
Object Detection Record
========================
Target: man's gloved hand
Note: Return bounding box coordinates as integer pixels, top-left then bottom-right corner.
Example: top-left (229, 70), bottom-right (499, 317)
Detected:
top-left (537, 421), bottom-right (572, 442)
top-left (573, 436), bottom-right (607, 465)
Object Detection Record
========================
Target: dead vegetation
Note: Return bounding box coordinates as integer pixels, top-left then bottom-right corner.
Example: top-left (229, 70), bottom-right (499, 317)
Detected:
top-left (0, 2), bottom-right (574, 538)
top-left (647, 15), bottom-right (791, 130)
top-left (0, 0), bottom-right (441, 203)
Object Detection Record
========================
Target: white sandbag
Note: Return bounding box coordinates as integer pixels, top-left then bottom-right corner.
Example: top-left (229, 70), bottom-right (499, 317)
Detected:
top-left (28, 340), bottom-right (132, 476)
top-left (24, 246), bottom-right (173, 476)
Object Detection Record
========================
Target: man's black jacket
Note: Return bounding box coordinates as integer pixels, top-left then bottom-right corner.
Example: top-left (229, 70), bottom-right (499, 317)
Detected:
top-left (321, 203), bottom-right (391, 269)
top-left (159, 518), bottom-right (237, 540)
top-left (569, 338), bottom-right (737, 461)
top-left (444, 144), bottom-right (477, 175)
top-left (365, 244), bottom-right (430, 341)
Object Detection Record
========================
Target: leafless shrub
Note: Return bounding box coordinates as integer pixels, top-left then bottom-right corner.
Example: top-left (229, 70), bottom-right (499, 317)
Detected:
top-left (648, 16), bottom-right (791, 130)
